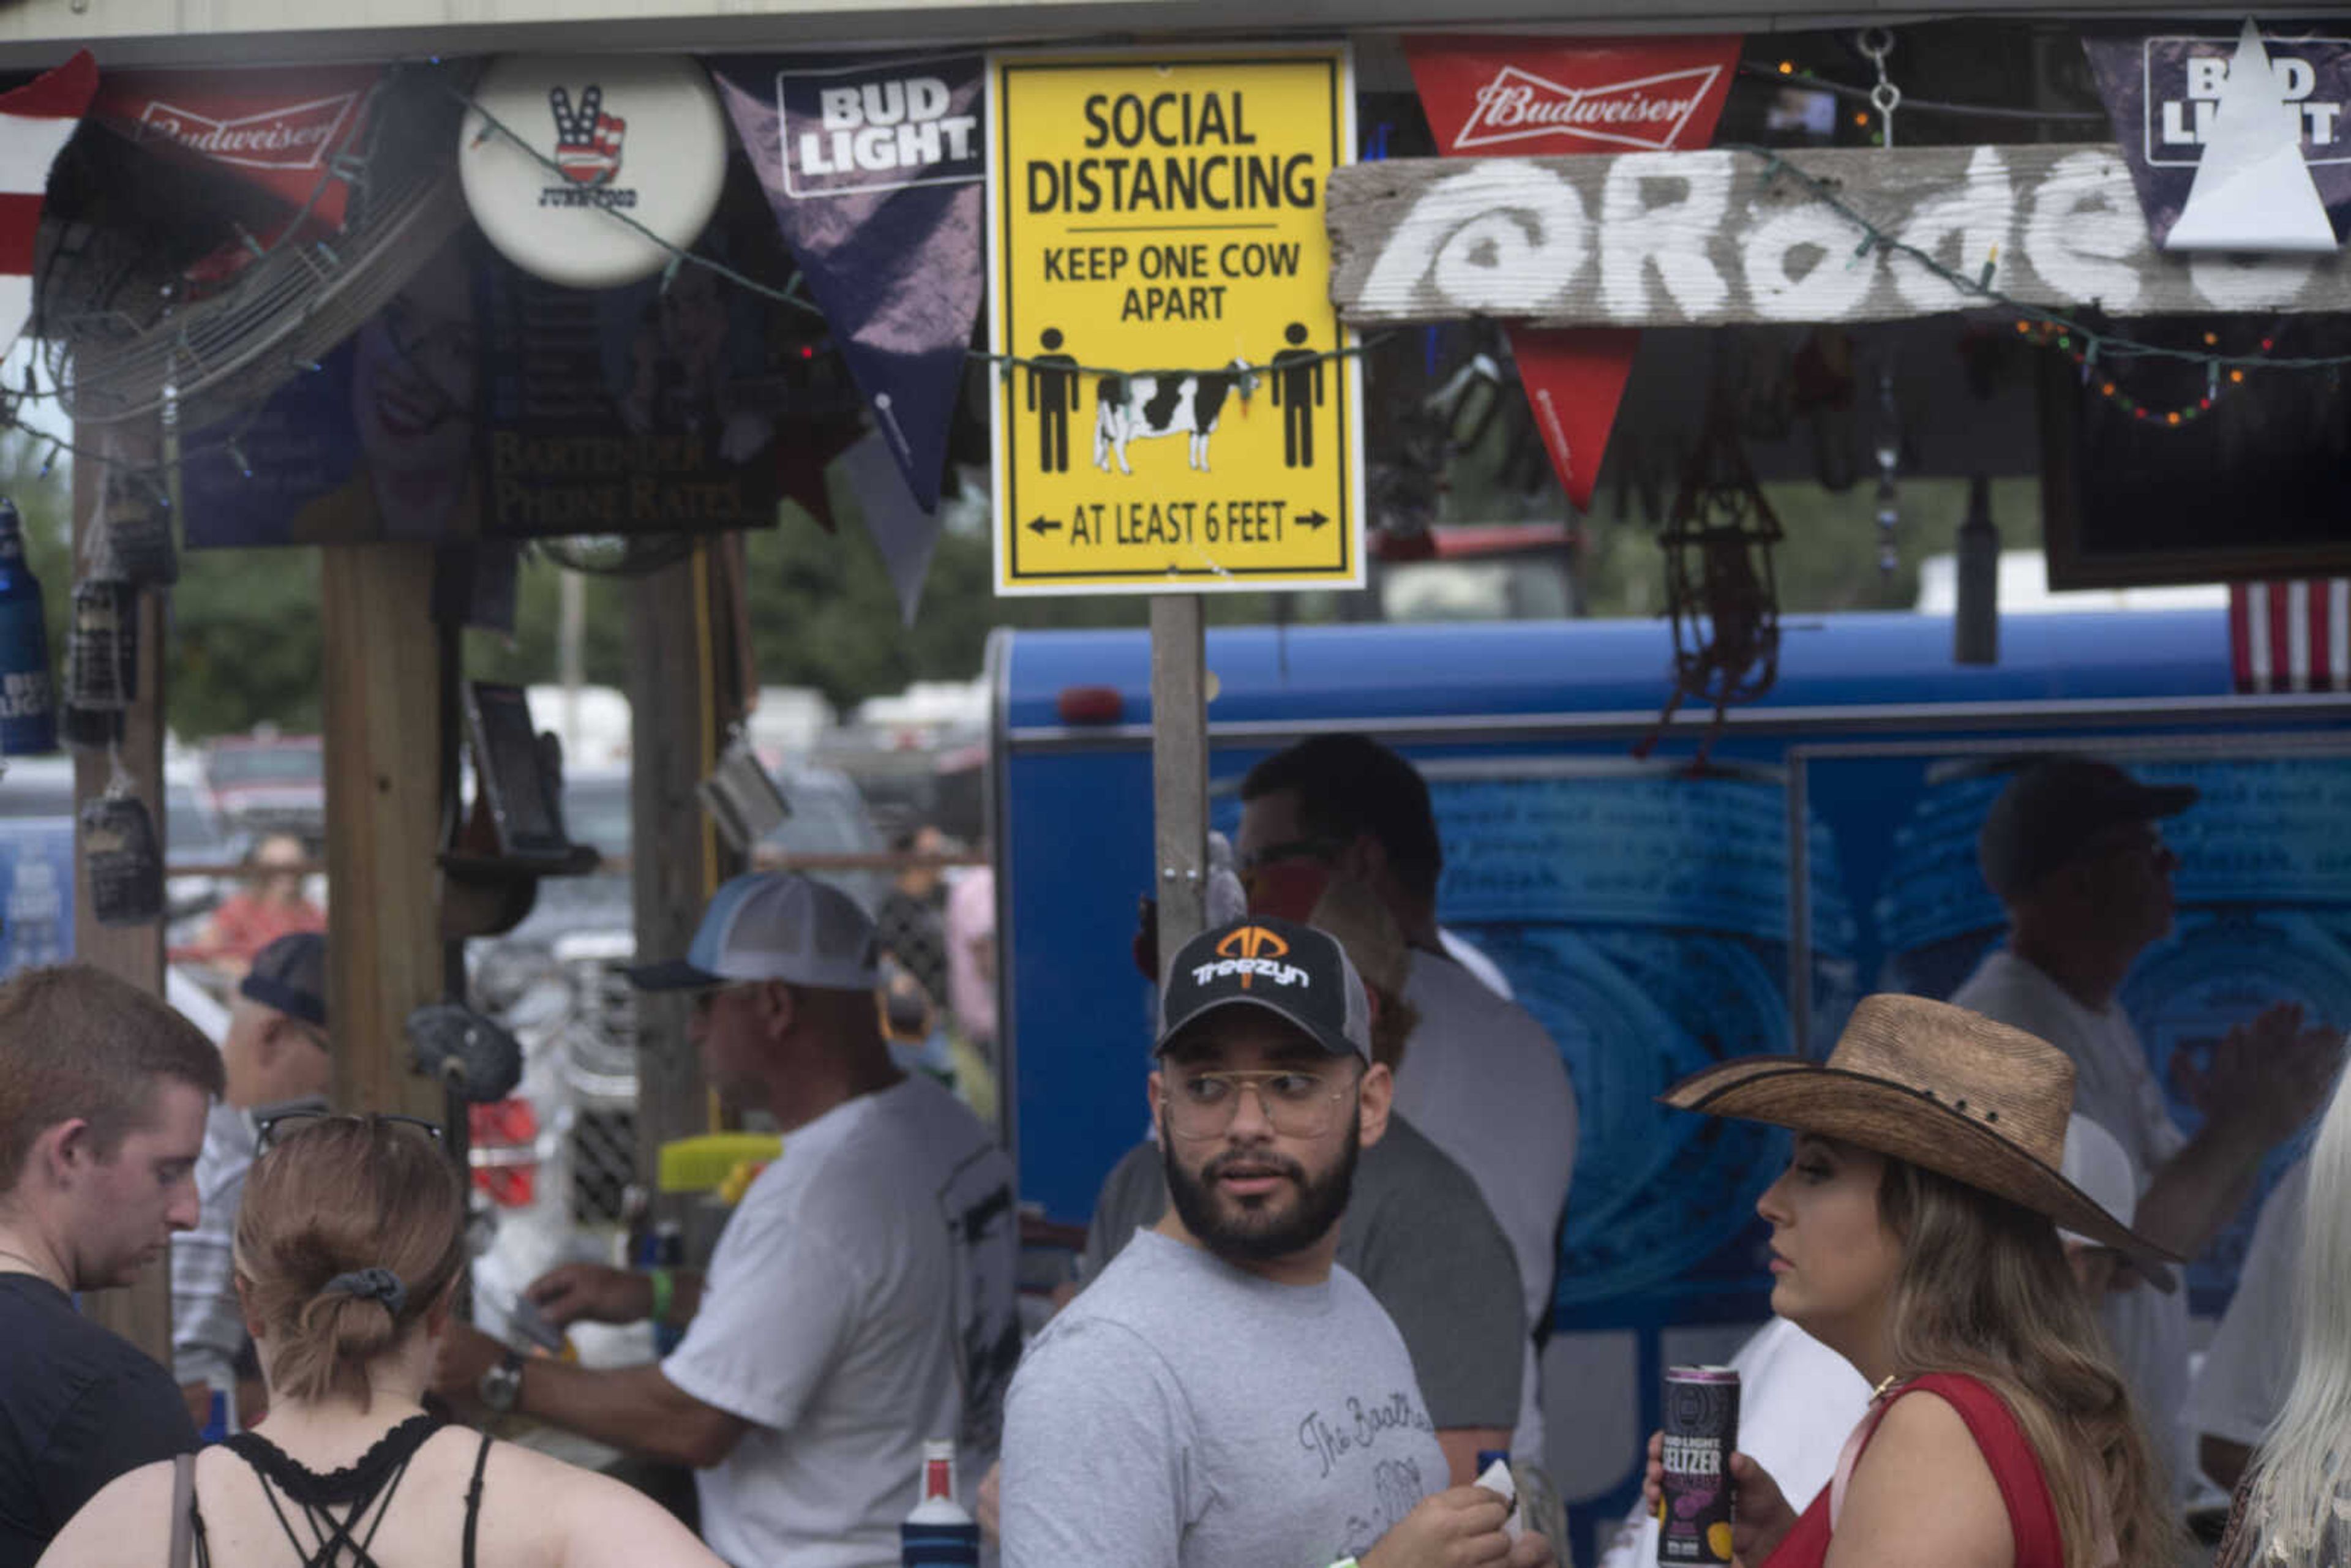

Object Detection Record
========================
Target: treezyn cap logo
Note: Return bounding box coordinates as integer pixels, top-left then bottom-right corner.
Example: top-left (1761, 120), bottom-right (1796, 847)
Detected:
top-left (549, 84), bottom-right (627, 187)
top-left (1195, 926), bottom-right (1307, 991)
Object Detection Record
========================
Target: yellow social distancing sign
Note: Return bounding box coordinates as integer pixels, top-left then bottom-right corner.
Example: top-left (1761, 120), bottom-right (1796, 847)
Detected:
top-left (986, 45), bottom-right (1363, 596)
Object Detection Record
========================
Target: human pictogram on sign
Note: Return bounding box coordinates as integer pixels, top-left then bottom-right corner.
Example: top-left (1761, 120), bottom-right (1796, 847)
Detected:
top-left (986, 45), bottom-right (1364, 595)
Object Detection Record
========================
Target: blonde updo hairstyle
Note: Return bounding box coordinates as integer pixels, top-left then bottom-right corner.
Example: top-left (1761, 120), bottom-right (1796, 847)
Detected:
top-left (234, 1116), bottom-right (468, 1408)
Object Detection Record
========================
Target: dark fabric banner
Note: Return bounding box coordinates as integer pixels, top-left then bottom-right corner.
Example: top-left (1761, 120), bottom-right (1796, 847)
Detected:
top-left (2085, 24), bottom-right (2351, 249)
top-left (714, 54), bottom-right (984, 514)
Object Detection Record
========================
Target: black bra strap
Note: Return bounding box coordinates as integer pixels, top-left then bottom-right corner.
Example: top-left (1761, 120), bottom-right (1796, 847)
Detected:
top-left (462, 1430), bottom-right (493, 1568)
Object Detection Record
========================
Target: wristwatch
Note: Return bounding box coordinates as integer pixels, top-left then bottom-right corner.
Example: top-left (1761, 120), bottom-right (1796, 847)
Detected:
top-left (478, 1349), bottom-right (525, 1414)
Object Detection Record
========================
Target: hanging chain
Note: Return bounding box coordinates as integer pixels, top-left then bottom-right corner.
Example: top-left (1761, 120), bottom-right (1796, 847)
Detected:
top-left (1872, 366), bottom-right (1902, 578)
top-left (1859, 29), bottom-right (1901, 149)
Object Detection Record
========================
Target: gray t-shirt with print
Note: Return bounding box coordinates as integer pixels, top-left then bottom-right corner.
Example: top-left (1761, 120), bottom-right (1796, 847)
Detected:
top-left (1085, 1114), bottom-right (1524, 1431)
top-left (1002, 1229), bottom-right (1447, 1568)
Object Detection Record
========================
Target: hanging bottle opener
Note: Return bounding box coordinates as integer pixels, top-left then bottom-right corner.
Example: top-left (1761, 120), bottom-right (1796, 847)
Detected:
top-left (105, 473), bottom-right (178, 589)
top-left (82, 752), bottom-right (163, 926)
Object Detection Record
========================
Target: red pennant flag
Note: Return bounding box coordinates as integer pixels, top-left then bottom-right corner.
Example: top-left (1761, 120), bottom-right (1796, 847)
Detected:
top-left (0, 51), bottom-right (97, 356)
top-left (92, 66), bottom-right (380, 228)
top-left (1404, 36), bottom-right (1743, 510)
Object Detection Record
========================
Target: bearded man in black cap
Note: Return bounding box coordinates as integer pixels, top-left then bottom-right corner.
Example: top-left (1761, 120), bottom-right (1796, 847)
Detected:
top-left (1950, 754), bottom-right (2340, 1493)
top-left (999, 916), bottom-right (1548, 1568)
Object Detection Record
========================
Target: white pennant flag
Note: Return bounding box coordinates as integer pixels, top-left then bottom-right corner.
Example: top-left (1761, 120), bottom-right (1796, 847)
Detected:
top-left (2166, 19), bottom-right (2338, 252)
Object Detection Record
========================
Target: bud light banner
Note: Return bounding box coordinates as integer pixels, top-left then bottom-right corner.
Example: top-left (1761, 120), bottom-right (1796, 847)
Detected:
top-left (92, 66), bottom-right (382, 227)
top-left (1404, 36), bottom-right (1742, 511)
top-left (714, 54), bottom-right (984, 514)
top-left (2085, 24), bottom-right (2351, 250)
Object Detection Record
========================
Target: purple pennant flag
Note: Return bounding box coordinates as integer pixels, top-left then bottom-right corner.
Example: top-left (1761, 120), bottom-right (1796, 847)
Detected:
top-left (714, 54), bottom-right (984, 512)
top-left (2084, 26), bottom-right (2351, 248)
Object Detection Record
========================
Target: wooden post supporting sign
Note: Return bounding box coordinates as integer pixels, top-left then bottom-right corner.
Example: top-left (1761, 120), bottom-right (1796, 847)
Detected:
top-left (70, 420), bottom-right (173, 1364)
top-left (1150, 595), bottom-right (1207, 980)
top-left (320, 542), bottom-right (446, 1123)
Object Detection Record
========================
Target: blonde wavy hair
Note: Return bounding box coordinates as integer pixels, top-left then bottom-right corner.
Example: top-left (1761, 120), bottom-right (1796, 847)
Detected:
top-left (1877, 1157), bottom-right (2177, 1568)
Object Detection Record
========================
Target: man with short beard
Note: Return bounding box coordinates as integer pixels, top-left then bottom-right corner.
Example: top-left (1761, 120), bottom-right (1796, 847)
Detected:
top-left (999, 917), bottom-right (1549, 1568)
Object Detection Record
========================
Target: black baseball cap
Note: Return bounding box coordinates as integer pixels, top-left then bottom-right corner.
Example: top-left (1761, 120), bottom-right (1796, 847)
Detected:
top-left (1154, 916), bottom-right (1372, 1063)
top-left (1978, 757), bottom-right (2199, 902)
top-left (241, 932), bottom-right (328, 1031)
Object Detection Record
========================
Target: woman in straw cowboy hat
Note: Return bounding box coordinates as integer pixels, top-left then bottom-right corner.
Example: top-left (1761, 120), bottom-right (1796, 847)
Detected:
top-left (1643, 994), bottom-right (2180, 1568)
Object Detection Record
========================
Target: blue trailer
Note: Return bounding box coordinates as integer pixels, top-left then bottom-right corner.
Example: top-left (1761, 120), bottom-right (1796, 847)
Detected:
top-left (990, 608), bottom-right (2351, 1560)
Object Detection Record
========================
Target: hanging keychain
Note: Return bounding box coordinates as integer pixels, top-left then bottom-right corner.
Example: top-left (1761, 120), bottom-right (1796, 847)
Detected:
top-left (82, 747), bottom-right (164, 927)
top-left (105, 473), bottom-right (178, 589)
top-left (65, 576), bottom-right (138, 711)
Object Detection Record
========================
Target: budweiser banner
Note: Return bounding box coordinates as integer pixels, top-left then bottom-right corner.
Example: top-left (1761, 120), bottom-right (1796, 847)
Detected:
top-left (1404, 36), bottom-right (1742, 509)
top-left (93, 66), bottom-right (382, 227)
top-left (713, 53), bottom-right (984, 514)
top-left (2085, 22), bottom-right (2351, 252)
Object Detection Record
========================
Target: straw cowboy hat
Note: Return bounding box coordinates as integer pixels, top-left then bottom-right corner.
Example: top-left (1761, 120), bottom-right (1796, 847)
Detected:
top-left (1662, 993), bottom-right (2181, 1289)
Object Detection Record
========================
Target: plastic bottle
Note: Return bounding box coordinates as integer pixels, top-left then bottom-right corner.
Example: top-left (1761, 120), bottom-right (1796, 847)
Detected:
top-left (899, 1439), bottom-right (979, 1567)
top-left (0, 499), bottom-right (57, 755)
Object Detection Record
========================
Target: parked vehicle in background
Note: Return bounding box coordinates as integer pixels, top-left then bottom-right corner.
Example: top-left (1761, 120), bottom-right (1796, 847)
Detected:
top-left (467, 760), bottom-right (885, 1324)
top-left (203, 730), bottom-right (324, 846)
top-left (0, 754), bottom-right (249, 982)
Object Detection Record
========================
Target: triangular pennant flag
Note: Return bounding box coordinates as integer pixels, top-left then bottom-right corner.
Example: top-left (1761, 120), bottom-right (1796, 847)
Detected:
top-left (1405, 36), bottom-right (1742, 510)
top-left (0, 51), bottom-right (98, 358)
top-left (91, 66), bottom-right (381, 228)
top-left (840, 429), bottom-right (943, 626)
top-left (713, 55), bottom-right (984, 514)
top-left (2165, 19), bottom-right (2337, 252)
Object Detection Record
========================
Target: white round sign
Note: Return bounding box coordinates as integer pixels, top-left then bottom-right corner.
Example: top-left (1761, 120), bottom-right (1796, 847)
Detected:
top-left (460, 53), bottom-right (727, 290)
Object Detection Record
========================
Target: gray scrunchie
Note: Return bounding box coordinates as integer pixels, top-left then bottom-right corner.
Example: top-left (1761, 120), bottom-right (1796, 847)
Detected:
top-left (321, 1267), bottom-right (408, 1317)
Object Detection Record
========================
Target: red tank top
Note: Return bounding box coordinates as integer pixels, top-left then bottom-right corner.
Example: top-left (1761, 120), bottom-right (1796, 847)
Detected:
top-left (1762, 1373), bottom-right (2068, 1568)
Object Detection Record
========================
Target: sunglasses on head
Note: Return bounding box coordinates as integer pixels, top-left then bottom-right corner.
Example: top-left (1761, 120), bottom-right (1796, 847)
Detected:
top-left (254, 1110), bottom-right (444, 1158)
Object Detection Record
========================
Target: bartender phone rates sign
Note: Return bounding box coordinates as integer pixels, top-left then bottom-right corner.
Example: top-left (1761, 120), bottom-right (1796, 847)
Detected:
top-left (987, 46), bottom-right (1363, 595)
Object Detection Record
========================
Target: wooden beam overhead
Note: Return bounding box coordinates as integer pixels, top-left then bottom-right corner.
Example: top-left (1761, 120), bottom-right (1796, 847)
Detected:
top-left (1328, 144), bottom-right (2351, 328)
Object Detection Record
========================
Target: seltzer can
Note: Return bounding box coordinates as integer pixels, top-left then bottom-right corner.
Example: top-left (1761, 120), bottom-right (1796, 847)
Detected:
top-left (1659, 1365), bottom-right (1739, 1566)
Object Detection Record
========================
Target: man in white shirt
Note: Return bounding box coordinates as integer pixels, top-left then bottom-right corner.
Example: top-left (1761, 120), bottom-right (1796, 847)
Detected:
top-left (2188, 1158), bottom-right (2307, 1491)
top-left (1235, 734), bottom-right (1579, 1460)
top-left (436, 874), bottom-right (1019, 1568)
top-left (1948, 756), bottom-right (2339, 1493)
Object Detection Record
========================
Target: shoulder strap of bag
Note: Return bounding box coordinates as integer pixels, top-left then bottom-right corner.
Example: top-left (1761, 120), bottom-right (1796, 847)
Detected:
top-left (167, 1451), bottom-right (196, 1568)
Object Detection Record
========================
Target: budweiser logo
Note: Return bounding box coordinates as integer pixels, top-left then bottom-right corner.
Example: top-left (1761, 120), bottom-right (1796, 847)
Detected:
top-left (134, 92), bottom-right (357, 170)
top-left (1452, 64), bottom-right (1722, 152)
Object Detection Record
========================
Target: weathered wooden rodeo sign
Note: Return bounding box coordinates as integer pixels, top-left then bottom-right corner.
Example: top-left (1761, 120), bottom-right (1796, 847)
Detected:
top-left (1327, 143), bottom-right (2351, 326)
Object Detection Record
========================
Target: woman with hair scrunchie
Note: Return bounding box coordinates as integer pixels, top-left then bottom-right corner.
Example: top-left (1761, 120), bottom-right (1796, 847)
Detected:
top-left (37, 1114), bottom-right (722, 1568)
top-left (1643, 995), bottom-right (2181, 1568)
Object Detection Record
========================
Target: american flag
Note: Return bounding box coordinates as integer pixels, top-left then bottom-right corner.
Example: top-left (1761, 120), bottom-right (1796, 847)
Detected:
top-left (2230, 579), bottom-right (2351, 694)
top-left (0, 52), bottom-right (97, 358)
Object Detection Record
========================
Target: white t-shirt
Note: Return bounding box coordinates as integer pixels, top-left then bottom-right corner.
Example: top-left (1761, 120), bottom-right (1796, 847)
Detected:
top-left (1596, 1318), bottom-right (1874, 1568)
top-left (2188, 1159), bottom-right (2306, 1452)
top-left (663, 1074), bottom-right (1019, 1568)
top-left (1400, 950), bottom-right (1580, 1458)
top-left (1949, 948), bottom-right (2194, 1491)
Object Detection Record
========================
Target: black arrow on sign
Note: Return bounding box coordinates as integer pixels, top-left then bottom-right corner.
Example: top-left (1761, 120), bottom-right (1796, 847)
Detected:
top-left (1296, 510), bottom-right (1330, 530)
top-left (1027, 516), bottom-right (1062, 536)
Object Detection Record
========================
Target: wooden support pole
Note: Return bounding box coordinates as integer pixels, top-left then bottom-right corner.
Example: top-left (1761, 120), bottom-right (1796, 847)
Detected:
top-left (630, 544), bottom-right (717, 1211)
top-left (70, 422), bottom-right (173, 1364)
top-left (1150, 595), bottom-right (1207, 980)
top-left (320, 543), bottom-right (444, 1122)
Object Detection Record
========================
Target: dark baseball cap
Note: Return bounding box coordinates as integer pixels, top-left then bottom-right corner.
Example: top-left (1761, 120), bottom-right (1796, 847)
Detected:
top-left (1978, 757), bottom-right (2199, 902)
top-left (241, 932), bottom-right (328, 1031)
top-left (1154, 916), bottom-right (1372, 1063)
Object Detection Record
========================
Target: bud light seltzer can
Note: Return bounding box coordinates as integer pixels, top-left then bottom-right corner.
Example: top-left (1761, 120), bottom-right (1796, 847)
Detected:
top-left (1659, 1365), bottom-right (1739, 1566)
